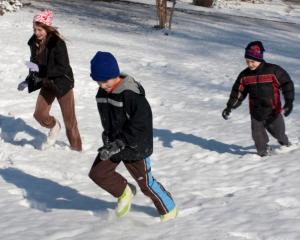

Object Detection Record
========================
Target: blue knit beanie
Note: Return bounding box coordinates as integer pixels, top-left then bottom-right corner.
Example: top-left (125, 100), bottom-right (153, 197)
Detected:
top-left (90, 52), bottom-right (120, 82)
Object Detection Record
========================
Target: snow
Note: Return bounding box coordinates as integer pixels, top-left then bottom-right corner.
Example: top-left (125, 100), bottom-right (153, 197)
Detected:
top-left (214, 0), bottom-right (300, 23)
top-left (124, 0), bottom-right (300, 24)
top-left (0, 0), bottom-right (300, 239)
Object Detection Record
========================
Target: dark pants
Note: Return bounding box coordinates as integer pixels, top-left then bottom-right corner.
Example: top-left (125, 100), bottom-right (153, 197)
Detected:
top-left (251, 114), bottom-right (289, 156)
top-left (89, 155), bottom-right (176, 215)
top-left (33, 87), bottom-right (82, 151)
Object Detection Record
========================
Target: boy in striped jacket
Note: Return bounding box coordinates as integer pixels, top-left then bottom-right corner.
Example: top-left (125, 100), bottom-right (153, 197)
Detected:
top-left (222, 41), bottom-right (294, 156)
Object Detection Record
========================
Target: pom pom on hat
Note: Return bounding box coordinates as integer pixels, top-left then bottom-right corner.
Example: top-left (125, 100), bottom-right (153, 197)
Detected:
top-left (33, 10), bottom-right (54, 26)
top-left (245, 41), bottom-right (265, 62)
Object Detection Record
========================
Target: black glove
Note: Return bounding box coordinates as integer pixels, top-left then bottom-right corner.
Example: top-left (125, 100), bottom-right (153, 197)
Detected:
top-left (17, 80), bottom-right (28, 91)
top-left (283, 100), bottom-right (293, 117)
top-left (222, 107), bottom-right (231, 120)
top-left (98, 139), bottom-right (125, 160)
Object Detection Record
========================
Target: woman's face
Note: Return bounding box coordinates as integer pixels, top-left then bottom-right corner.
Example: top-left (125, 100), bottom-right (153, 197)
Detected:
top-left (33, 24), bottom-right (47, 41)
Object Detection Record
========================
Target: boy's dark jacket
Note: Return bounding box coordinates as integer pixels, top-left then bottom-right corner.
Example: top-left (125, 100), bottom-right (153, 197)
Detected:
top-left (227, 61), bottom-right (294, 121)
top-left (28, 34), bottom-right (74, 97)
top-left (96, 74), bottom-right (153, 162)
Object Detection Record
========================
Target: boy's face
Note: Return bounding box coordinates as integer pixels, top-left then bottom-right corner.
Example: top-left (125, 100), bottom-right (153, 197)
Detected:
top-left (98, 77), bottom-right (119, 92)
top-left (246, 58), bottom-right (261, 71)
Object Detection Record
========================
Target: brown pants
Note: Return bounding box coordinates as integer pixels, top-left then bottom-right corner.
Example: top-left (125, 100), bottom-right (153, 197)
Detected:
top-left (33, 87), bottom-right (82, 151)
top-left (89, 156), bottom-right (176, 215)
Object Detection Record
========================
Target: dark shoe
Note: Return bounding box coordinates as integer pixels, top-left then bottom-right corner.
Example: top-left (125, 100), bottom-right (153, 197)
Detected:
top-left (258, 145), bottom-right (272, 157)
top-left (279, 141), bottom-right (292, 147)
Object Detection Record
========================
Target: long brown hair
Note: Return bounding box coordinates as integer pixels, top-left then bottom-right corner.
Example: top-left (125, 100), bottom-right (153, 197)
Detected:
top-left (34, 21), bottom-right (65, 43)
top-left (34, 22), bottom-right (66, 63)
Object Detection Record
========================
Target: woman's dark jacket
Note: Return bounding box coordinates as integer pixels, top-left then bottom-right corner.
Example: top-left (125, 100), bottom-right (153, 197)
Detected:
top-left (28, 34), bottom-right (74, 97)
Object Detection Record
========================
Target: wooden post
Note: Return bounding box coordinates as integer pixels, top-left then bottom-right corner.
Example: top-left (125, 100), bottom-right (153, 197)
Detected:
top-left (156, 0), bottom-right (167, 29)
top-left (168, 0), bottom-right (176, 30)
top-left (155, 0), bottom-right (177, 30)
top-left (156, 0), bottom-right (160, 21)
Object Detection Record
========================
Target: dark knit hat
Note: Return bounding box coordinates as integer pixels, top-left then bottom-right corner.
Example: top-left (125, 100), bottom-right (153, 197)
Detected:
top-left (90, 51), bottom-right (120, 82)
top-left (244, 41), bottom-right (265, 62)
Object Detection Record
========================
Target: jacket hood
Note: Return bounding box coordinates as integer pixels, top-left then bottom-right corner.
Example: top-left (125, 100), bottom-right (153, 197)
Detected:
top-left (112, 73), bottom-right (145, 95)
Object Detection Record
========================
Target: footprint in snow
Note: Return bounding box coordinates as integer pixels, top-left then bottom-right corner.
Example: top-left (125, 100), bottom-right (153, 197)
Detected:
top-left (275, 197), bottom-right (300, 208)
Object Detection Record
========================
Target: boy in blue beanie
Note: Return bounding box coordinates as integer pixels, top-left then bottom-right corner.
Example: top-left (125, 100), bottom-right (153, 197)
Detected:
top-left (88, 51), bottom-right (177, 221)
top-left (222, 41), bottom-right (294, 157)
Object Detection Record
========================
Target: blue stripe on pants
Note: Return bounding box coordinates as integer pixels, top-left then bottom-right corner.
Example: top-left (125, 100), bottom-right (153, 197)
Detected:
top-left (145, 158), bottom-right (175, 213)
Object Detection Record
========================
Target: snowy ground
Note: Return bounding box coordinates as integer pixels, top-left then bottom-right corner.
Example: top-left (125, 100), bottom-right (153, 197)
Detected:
top-left (213, 0), bottom-right (300, 21)
top-left (0, 0), bottom-right (300, 239)
top-left (125, 0), bottom-right (300, 24)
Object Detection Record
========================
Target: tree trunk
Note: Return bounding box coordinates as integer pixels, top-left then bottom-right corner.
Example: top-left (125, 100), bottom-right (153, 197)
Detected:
top-left (168, 0), bottom-right (176, 30)
top-left (156, 0), bottom-right (167, 29)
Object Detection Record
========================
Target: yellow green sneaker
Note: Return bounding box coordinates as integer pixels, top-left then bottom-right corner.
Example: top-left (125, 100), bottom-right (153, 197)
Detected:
top-left (160, 208), bottom-right (178, 222)
top-left (116, 183), bottom-right (136, 218)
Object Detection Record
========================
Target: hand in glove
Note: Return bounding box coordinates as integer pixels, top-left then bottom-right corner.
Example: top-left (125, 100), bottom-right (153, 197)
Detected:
top-left (98, 139), bottom-right (125, 160)
top-left (283, 100), bottom-right (293, 117)
top-left (17, 81), bottom-right (28, 91)
top-left (25, 61), bottom-right (39, 72)
top-left (222, 107), bottom-right (231, 120)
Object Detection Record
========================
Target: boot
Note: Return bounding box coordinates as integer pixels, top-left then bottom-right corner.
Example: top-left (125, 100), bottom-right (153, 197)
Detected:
top-left (160, 207), bottom-right (178, 222)
top-left (258, 144), bottom-right (272, 157)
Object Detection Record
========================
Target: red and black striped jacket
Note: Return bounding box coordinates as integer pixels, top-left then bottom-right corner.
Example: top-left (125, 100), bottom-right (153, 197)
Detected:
top-left (227, 62), bottom-right (294, 121)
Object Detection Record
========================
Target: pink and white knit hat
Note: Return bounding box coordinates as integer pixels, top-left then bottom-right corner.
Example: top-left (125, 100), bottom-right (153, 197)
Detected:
top-left (33, 10), bottom-right (54, 26)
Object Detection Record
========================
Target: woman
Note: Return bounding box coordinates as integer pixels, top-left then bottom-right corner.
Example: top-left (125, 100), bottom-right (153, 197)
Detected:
top-left (19, 10), bottom-right (82, 151)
